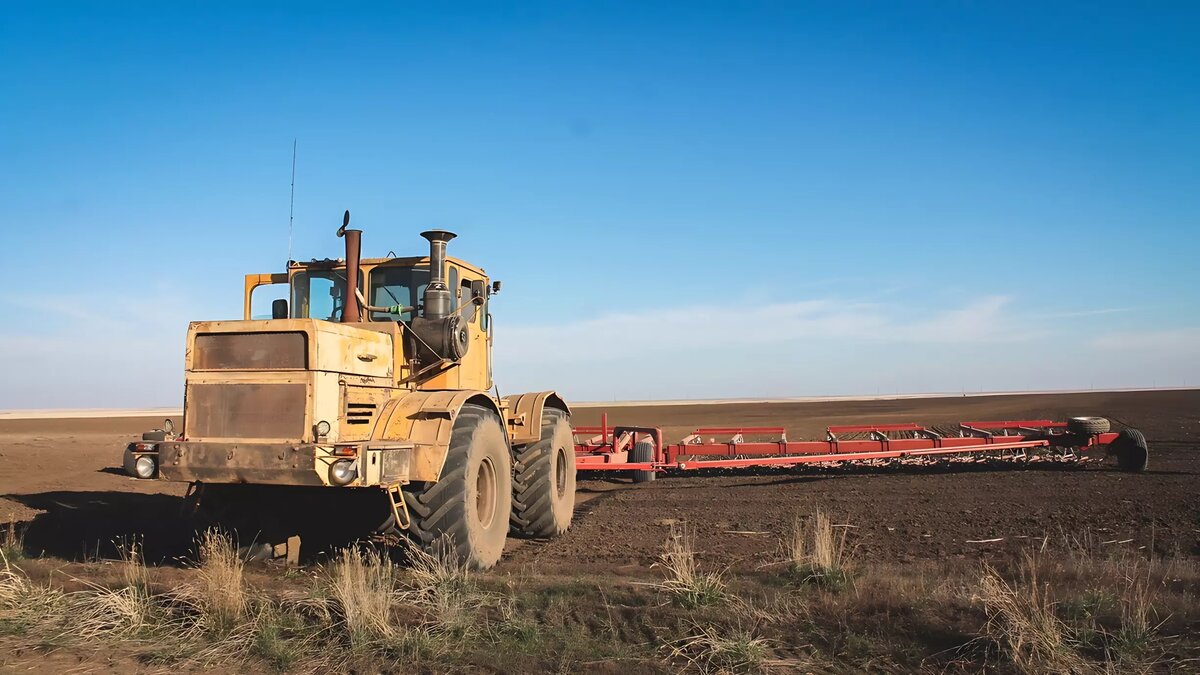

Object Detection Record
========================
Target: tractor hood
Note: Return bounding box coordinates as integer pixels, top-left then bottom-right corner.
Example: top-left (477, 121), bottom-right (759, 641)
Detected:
top-left (185, 319), bottom-right (396, 379)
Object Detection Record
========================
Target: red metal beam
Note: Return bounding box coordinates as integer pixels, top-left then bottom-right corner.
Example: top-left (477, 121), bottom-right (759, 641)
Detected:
top-left (675, 439), bottom-right (1050, 470)
top-left (827, 423), bottom-right (925, 434)
top-left (574, 415), bottom-right (1119, 474)
top-left (690, 427), bottom-right (787, 435)
top-left (961, 420), bottom-right (1066, 429)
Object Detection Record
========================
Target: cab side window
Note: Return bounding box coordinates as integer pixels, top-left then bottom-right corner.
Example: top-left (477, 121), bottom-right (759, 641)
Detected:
top-left (250, 282), bottom-right (289, 320)
top-left (460, 280), bottom-right (478, 322)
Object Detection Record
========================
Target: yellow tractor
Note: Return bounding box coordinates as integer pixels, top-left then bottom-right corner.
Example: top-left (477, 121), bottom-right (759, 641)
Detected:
top-left (123, 212), bottom-right (575, 569)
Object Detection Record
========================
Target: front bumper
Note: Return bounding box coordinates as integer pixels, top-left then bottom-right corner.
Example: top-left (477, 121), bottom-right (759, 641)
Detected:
top-left (158, 442), bottom-right (323, 485)
top-left (147, 440), bottom-right (416, 487)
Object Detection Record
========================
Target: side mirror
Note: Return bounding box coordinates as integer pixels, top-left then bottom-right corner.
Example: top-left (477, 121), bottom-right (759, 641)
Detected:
top-left (163, 418), bottom-right (175, 435)
top-left (470, 279), bottom-right (486, 304)
top-left (271, 298), bottom-right (289, 319)
top-left (490, 280), bottom-right (502, 295)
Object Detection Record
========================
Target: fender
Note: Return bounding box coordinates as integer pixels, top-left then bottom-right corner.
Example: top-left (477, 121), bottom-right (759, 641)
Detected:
top-left (371, 390), bottom-right (505, 482)
top-left (502, 391), bottom-right (571, 446)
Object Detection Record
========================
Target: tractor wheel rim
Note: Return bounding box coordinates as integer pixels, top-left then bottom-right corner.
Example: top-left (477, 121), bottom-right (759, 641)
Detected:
top-left (476, 456), bottom-right (497, 529)
top-left (555, 447), bottom-right (568, 497)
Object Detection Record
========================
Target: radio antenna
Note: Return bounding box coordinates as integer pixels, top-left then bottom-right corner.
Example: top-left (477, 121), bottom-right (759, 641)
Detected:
top-left (287, 138), bottom-right (297, 264)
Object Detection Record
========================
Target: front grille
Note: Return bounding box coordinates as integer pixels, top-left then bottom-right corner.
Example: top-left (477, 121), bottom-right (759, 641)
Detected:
top-left (187, 383), bottom-right (306, 439)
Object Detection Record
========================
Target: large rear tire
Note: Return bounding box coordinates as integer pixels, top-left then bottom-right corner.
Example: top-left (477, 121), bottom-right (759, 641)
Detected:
top-left (511, 409), bottom-right (576, 538)
top-left (403, 404), bottom-right (512, 570)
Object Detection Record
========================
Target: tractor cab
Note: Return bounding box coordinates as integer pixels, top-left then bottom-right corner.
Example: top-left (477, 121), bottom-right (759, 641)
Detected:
top-left (242, 239), bottom-right (497, 393)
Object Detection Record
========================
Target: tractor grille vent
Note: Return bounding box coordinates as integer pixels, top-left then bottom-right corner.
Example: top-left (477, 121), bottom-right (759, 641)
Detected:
top-left (341, 387), bottom-right (387, 441)
top-left (346, 402), bottom-right (378, 425)
top-left (187, 383), bottom-right (306, 440)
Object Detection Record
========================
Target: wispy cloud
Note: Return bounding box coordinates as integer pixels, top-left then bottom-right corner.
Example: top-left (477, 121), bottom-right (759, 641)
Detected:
top-left (1037, 307), bottom-right (1135, 320)
top-left (1089, 327), bottom-right (1200, 352)
top-left (497, 295), bottom-right (1036, 364)
top-left (2, 287), bottom-right (1190, 409)
top-left (0, 288), bottom-right (213, 409)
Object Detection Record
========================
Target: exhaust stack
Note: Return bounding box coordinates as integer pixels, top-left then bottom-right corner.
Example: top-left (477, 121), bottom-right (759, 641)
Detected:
top-left (337, 210), bottom-right (362, 323)
top-left (420, 230), bottom-right (457, 319)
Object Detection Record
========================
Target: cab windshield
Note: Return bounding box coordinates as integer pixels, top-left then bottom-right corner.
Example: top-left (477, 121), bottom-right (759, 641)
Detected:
top-left (288, 264), bottom-right (456, 321)
top-left (291, 270), bottom-right (350, 321)
top-left (368, 265), bottom-right (435, 321)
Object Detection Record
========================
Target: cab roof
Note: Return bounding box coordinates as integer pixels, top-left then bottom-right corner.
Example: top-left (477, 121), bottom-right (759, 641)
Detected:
top-left (287, 255), bottom-right (488, 278)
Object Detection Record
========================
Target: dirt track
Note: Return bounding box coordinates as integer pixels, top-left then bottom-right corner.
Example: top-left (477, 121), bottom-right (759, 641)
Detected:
top-left (1, 390), bottom-right (1196, 572)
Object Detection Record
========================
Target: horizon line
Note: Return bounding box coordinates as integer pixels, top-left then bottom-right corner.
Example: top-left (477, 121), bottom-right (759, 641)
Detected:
top-left (0, 386), bottom-right (1194, 420)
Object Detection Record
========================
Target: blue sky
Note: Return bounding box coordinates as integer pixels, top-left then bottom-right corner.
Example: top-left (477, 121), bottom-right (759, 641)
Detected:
top-left (1, 1), bottom-right (1197, 408)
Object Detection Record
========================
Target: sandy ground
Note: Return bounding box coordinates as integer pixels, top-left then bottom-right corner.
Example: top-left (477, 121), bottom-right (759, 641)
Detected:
top-left (0, 389), bottom-right (1196, 572)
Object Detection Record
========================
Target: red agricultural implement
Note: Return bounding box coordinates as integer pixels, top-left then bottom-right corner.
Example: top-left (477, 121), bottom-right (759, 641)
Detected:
top-left (574, 414), bottom-right (1149, 481)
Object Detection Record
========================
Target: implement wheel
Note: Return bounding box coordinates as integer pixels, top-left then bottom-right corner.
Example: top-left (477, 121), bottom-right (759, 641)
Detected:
top-left (631, 440), bottom-right (656, 483)
top-left (511, 408), bottom-right (576, 538)
top-left (404, 404), bottom-right (512, 570)
top-left (1109, 428), bottom-right (1149, 472)
top-left (1068, 416), bottom-right (1111, 434)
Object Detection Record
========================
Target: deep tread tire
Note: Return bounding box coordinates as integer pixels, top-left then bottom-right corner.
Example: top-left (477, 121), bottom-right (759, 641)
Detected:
top-left (1067, 416), bottom-right (1111, 434)
top-left (402, 404), bottom-right (511, 570)
top-left (1110, 428), bottom-right (1149, 472)
top-left (510, 409), bottom-right (576, 538)
top-left (631, 440), bottom-right (656, 483)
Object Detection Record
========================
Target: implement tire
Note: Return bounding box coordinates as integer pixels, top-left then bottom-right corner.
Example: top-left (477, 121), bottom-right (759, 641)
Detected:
top-left (403, 404), bottom-right (512, 570)
top-left (1110, 428), bottom-right (1149, 472)
top-left (511, 409), bottom-right (576, 538)
top-left (631, 440), bottom-right (656, 483)
top-left (1067, 416), bottom-right (1111, 435)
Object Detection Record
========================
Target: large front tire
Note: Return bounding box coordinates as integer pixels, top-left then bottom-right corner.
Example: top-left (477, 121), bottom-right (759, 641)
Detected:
top-left (403, 404), bottom-right (512, 570)
top-left (511, 408), bottom-right (576, 538)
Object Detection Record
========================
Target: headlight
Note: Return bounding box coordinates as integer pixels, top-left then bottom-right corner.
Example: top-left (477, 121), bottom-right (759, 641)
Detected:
top-left (315, 420), bottom-right (332, 437)
top-left (329, 459), bottom-right (357, 485)
top-left (134, 454), bottom-right (157, 479)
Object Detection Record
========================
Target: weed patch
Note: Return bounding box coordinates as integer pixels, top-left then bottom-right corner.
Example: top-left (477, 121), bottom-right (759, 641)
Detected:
top-left (653, 525), bottom-right (727, 608)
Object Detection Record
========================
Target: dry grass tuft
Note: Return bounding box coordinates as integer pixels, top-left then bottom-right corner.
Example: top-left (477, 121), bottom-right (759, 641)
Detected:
top-left (329, 546), bottom-right (400, 648)
top-left (789, 510), bottom-right (853, 590)
top-left (976, 562), bottom-right (1089, 674)
top-left (401, 538), bottom-right (475, 624)
top-left (1, 549), bottom-right (66, 636)
top-left (666, 621), bottom-right (771, 674)
top-left (653, 525), bottom-right (726, 608)
top-left (70, 540), bottom-right (158, 640)
top-left (192, 529), bottom-right (249, 634)
top-left (1, 522), bottom-right (24, 563)
top-left (1104, 571), bottom-right (1162, 665)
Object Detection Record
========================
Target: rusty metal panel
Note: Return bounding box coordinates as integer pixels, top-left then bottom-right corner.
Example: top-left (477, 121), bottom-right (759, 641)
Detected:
top-left (188, 383), bottom-right (307, 439)
top-left (158, 442), bottom-right (321, 485)
top-left (194, 332), bottom-right (307, 370)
